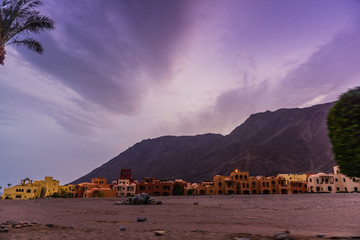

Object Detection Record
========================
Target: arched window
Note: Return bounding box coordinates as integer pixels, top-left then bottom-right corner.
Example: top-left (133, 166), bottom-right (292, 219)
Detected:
top-left (328, 186), bottom-right (332, 192)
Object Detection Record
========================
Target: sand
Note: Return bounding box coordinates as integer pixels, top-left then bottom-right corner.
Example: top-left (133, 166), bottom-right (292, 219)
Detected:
top-left (0, 193), bottom-right (359, 239)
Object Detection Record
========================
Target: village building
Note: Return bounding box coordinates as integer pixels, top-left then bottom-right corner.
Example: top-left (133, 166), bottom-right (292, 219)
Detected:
top-left (307, 166), bottom-right (360, 193)
top-left (2, 176), bottom-right (61, 200)
top-left (187, 182), bottom-right (215, 195)
top-left (58, 184), bottom-right (76, 197)
top-left (73, 177), bottom-right (116, 198)
top-left (289, 181), bottom-right (307, 194)
top-left (113, 179), bottom-right (136, 197)
top-left (194, 170), bottom-right (289, 195)
top-left (277, 173), bottom-right (308, 193)
top-left (136, 177), bottom-right (174, 196)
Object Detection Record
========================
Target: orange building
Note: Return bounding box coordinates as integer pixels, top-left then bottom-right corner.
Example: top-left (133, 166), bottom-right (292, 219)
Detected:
top-left (290, 181), bottom-right (307, 194)
top-left (200, 169), bottom-right (289, 195)
top-left (136, 177), bottom-right (174, 196)
top-left (73, 177), bottom-right (116, 198)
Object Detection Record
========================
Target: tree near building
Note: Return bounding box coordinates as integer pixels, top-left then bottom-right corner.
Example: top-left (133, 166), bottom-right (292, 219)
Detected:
top-left (0, 0), bottom-right (55, 65)
top-left (327, 86), bottom-right (360, 177)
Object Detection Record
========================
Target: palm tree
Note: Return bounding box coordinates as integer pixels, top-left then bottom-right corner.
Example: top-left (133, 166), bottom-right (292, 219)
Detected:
top-left (0, 0), bottom-right (54, 65)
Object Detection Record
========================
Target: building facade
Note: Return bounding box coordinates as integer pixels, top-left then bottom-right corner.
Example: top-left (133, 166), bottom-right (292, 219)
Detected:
top-left (307, 166), bottom-right (360, 193)
top-left (136, 177), bottom-right (174, 196)
top-left (73, 177), bottom-right (116, 198)
top-left (113, 179), bottom-right (136, 197)
top-left (2, 176), bottom-right (61, 200)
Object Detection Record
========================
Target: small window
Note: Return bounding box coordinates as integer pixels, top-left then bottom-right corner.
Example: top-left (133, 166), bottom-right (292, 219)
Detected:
top-left (310, 178), bottom-right (312, 182)
top-left (335, 178), bottom-right (338, 182)
top-left (343, 178), bottom-right (346, 182)
top-left (27, 189), bottom-right (31, 193)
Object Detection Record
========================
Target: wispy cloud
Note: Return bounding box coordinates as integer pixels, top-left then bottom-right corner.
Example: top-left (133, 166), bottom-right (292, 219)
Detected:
top-left (16, 0), bottom-right (197, 116)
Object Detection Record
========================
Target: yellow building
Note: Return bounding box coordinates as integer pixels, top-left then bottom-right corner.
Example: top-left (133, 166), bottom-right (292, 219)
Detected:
top-left (2, 176), bottom-right (62, 200)
top-left (2, 178), bottom-right (40, 199)
top-left (277, 173), bottom-right (307, 193)
top-left (33, 176), bottom-right (60, 198)
top-left (58, 184), bottom-right (76, 197)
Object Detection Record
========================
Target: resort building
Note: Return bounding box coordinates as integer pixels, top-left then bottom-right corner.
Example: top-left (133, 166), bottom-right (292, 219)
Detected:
top-left (113, 179), bottom-right (136, 197)
top-left (58, 184), bottom-right (76, 197)
top-left (136, 177), bottom-right (174, 196)
top-left (187, 182), bottom-right (215, 195)
top-left (1, 176), bottom-right (61, 200)
top-left (277, 173), bottom-right (308, 193)
top-left (289, 181), bottom-right (307, 194)
top-left (193, 170), bottom-right (289, 195)
top-left (73, 177), bottom-right (116, 198)
top-left (307, 166), bottom-right (360, 193)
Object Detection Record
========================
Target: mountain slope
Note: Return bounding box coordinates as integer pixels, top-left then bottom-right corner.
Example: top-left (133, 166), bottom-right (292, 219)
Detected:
top-left (72, 102), bottom-right (335, 184)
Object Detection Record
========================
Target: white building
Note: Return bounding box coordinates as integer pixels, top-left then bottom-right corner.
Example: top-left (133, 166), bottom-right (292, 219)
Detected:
top-left (113, 179), bottom-right (136, 197)
top-left (307, 166), bottom-right (360, 193)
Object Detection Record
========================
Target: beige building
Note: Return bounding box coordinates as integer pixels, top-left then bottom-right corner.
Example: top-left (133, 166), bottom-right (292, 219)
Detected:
top-left (113, 179), bottom-right (136, 197)
top-left (307, 166), bottom-right (360, 193)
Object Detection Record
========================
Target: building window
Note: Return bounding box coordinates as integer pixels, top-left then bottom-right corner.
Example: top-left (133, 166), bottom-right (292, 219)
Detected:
top-left (343, 178), bottom-right (346, 182)
top-left (316, 179), bottom-right (319, 184)
top-left (335, 178), bottom-right (338, 182)
top-left (309, 178), bottom-right (312, 182)
top-left (27, 189), bottom-right (31, 193)
top-left (328, 186), bottom-right (332, 192)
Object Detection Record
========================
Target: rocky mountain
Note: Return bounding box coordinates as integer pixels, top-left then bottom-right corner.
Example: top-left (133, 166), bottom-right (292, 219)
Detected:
top-left (72, 102), bottom-right (336, 184)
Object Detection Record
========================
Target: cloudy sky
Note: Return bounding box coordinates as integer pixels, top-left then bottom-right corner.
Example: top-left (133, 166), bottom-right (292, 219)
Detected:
top-left (1, 0), bottom-right (360, 189)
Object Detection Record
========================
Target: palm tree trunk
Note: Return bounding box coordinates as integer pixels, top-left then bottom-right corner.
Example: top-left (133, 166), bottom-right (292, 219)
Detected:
top-left (0, 45), bottom-right (5, 65)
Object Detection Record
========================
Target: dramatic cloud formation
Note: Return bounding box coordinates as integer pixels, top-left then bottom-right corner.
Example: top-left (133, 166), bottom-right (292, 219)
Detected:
top-left (1, 0), bottom-right (359, 188)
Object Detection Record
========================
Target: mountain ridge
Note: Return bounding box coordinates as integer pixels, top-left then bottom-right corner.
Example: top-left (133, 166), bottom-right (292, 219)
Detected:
top-left (71, 102), bottom-right (336, 184)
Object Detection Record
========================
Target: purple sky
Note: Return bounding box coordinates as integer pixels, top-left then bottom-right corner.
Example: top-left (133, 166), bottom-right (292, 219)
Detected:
top-left (1, 0), bottom-right (360, 189)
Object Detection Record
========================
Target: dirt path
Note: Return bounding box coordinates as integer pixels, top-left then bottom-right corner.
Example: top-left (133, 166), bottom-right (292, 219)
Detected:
top-left (0, 193), bottom-right (359, 239)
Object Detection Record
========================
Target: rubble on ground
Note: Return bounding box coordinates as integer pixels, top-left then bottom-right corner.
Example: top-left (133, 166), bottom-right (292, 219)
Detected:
top-left (115, 193), bottom-right (162, 205)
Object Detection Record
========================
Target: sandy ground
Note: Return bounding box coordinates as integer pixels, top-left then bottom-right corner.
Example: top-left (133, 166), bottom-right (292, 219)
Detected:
top-left (0, 193), bottom-right (359, 240)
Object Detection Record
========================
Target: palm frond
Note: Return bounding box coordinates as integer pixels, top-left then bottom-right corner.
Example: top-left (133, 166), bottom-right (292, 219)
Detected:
top-left (10, 37), bottom-right (43, 53)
